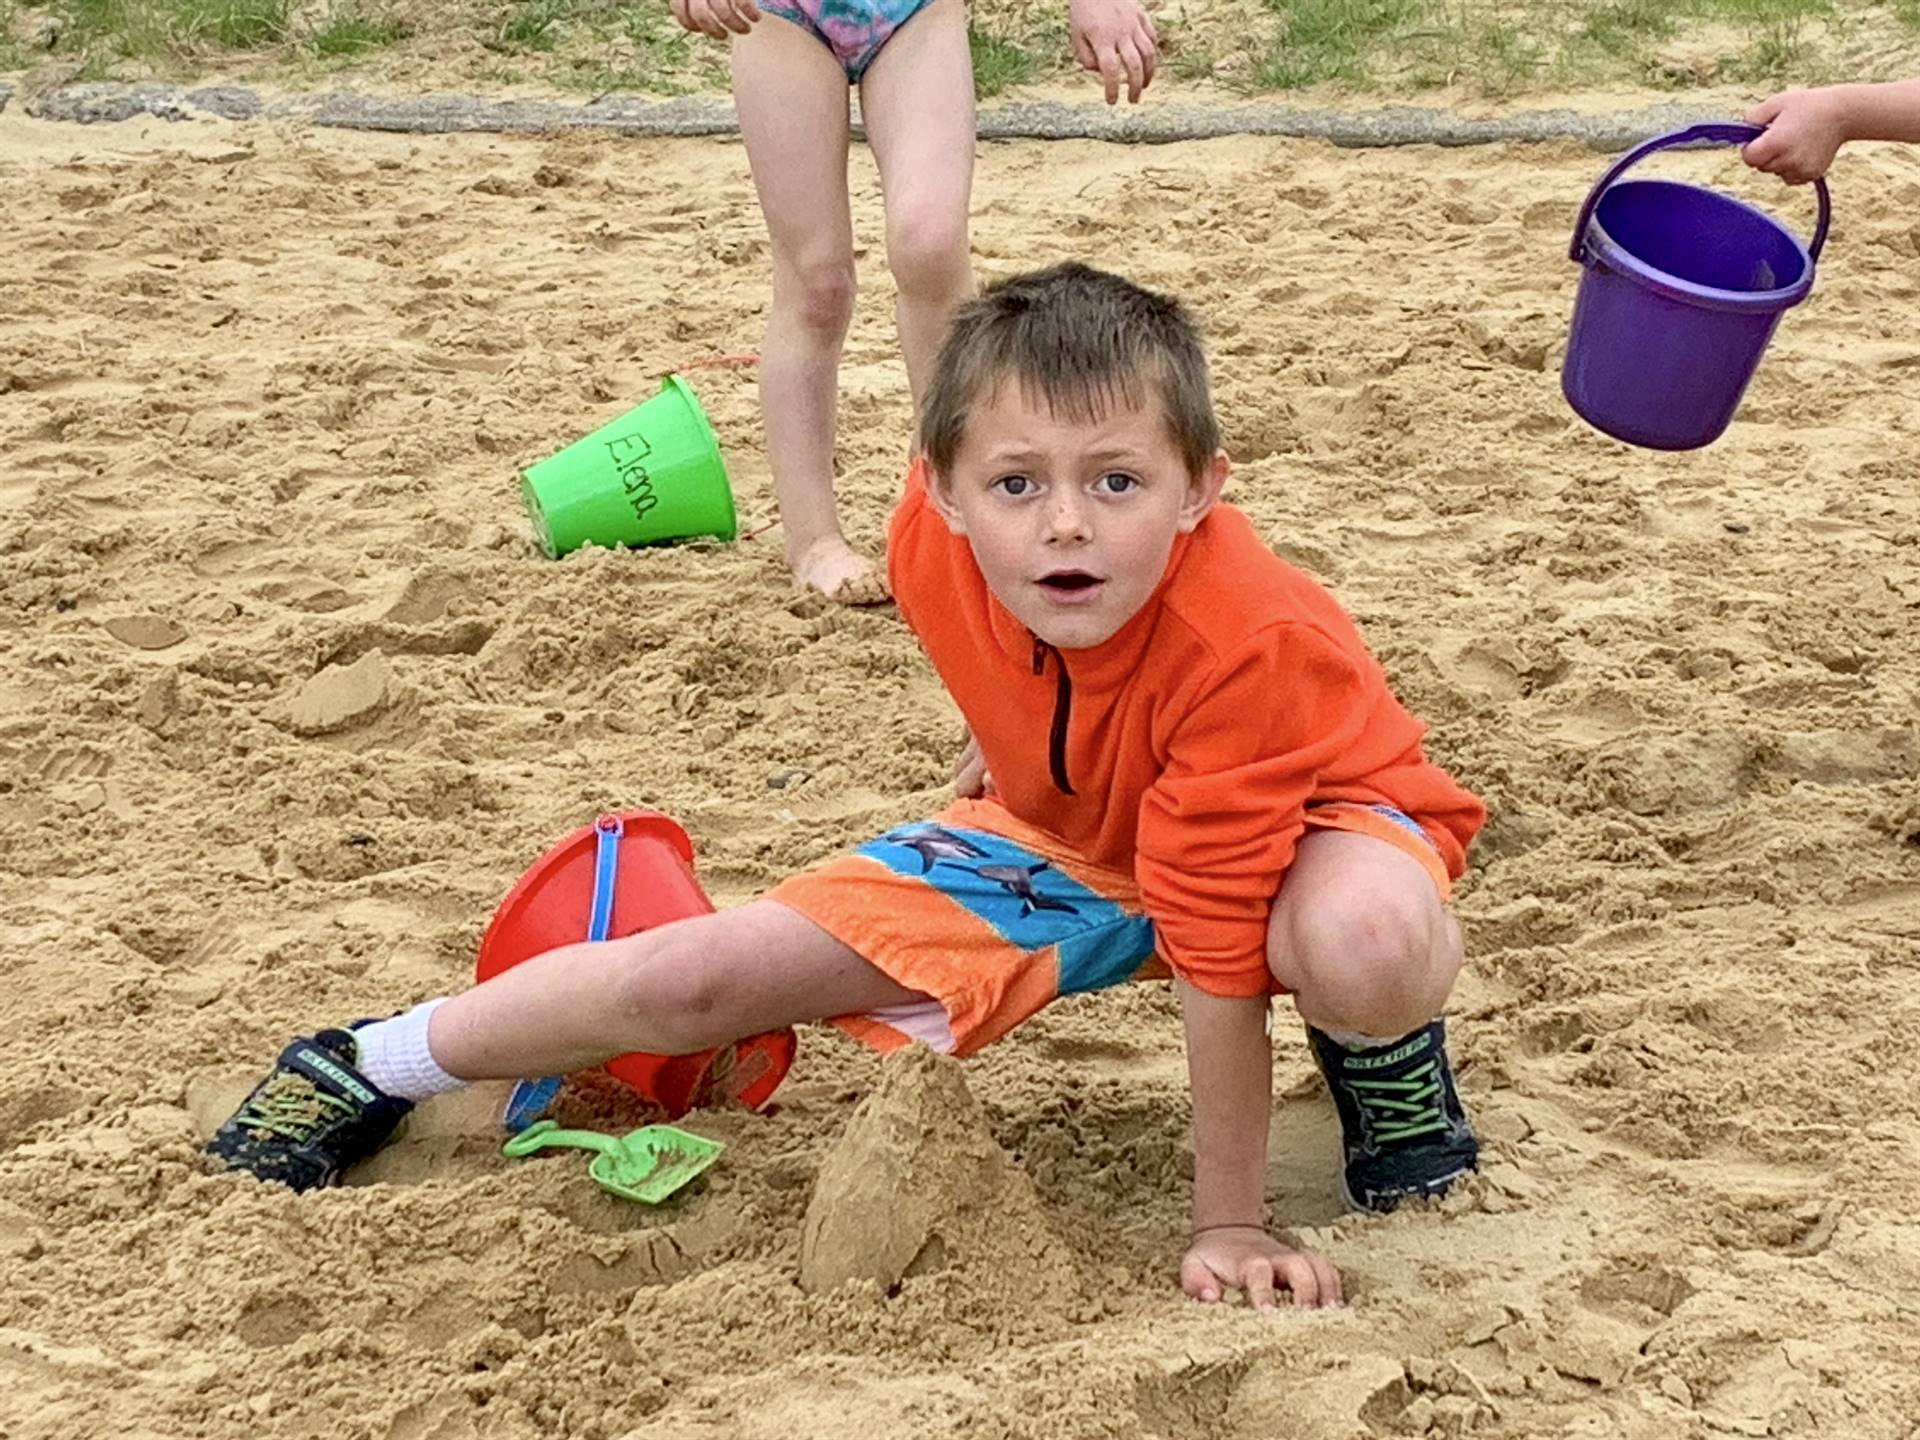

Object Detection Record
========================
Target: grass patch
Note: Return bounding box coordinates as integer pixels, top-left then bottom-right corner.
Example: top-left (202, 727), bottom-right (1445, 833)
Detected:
top-left (474, 57), bottom-right (527, 83)
top-left (1485, 23), bottom-right (1546, 91)
top-left (1244, 0), bottom-right (1859, 94)
top-left (1, 0), bottom-right (25, 69)
top-left (969, 20), bottom-right (1035, 97)
top-left (23, 0), bottom-right (292, 63)
top-left (5, 0), bottom-right (1911, 96)
top-left (488, 0), bottom-right (567, 52)
top-left (1168, 45), bottom-right (1218, 82)
top-left (1151, 15), bottom-right (1219, 82)
top-left (1255, 0), bottom-right (1421, 88)
top-left (1731, 23), bottom-right (1808, 79)
top-left (540, 0), bottom-right (709, 92)
top-left (1695, 0), bottom-right (1825, 18)
top-left (1577, 0), bottom-right (1681, 58)
top-left (37, 0), bottom-right (177, 61)
top-left (617, 1), bottom-right (687, 61)
top-left (176, 0), bottom-right (288, 46)
top-left (608, 0), bottom-right (692, 84)
top-left (1152, 46), bottom-right (1213, 82)
top-left (1698, 0), bottom-right (1831, 82)
top-left (309, 3), bottom-right (406, 56)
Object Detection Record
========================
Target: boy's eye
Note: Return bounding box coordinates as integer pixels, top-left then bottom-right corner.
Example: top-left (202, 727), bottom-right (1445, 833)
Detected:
top-left (1096, 472), bottom-right (1138, 494)
top-left (994, 475), bottom-right (1033, 496)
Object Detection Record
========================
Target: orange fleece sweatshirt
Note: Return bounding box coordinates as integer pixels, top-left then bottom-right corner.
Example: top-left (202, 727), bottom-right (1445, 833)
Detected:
top-left (888, 465), bottom-right (1486, 998)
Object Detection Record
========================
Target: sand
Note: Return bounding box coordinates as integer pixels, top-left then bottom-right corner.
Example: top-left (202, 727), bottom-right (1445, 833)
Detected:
top-left (3, 108), bottom-right (1920, 1439)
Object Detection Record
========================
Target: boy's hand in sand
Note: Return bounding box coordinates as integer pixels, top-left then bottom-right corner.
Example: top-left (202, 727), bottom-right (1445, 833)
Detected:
top-left (1744, 89), bottom-right (1851, 184)
top-left (671, 0), bottom-right (759, 39)
top-left (1182, 1225), bottom-right (1343, 1311)
top-left (1069, 0), bottom-right (1158, 105)
top-left (953, 731), bottom-right (993, 797)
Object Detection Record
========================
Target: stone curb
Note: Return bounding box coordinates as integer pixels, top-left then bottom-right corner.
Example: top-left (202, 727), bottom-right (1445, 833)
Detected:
top-left (2, 80), bottom-right (1730, 151)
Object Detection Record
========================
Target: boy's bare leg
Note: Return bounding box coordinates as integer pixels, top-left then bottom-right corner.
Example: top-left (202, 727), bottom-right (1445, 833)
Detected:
top-left (858, 0), bottom-right (976, 410)
top-left (1266, 827), bottom-right (1476, 1214)
top-left (205, 899), bottom-right (922, 1191)
top-left (428, 900), bottom-right (924, 1080)
top-left (1266, 829), bottom-right (1462, 1036)
top-left (732, 24), bottom-right (880, 604)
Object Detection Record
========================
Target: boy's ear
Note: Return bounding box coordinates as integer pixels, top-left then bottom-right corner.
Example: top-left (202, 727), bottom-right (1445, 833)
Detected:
top-left (1176, 450), bottom-right (1230, 533)
top-left (924, 462), bottom-right (968, 535)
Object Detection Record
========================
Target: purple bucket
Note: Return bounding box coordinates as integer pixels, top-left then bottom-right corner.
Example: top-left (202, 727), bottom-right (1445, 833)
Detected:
top-left (1562, 122), bottom-right (1831, 450)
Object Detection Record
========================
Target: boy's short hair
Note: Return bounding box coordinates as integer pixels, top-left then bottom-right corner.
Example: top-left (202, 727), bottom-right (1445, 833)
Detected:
top-left (920, 262), bottom-right (1222, 478)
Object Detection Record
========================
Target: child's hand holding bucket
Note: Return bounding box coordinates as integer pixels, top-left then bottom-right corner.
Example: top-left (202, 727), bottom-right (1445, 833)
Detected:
top-left (1743, 89), bottom-right (1853, 185)
top-left (1743, 78), bottom-right (1920, 185)
top-left (1562, 122), bottom-right (1830, 451)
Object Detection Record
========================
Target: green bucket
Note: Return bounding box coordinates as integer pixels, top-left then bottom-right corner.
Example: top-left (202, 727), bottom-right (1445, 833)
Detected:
top-left (520, 374), bottom-right (736, 558)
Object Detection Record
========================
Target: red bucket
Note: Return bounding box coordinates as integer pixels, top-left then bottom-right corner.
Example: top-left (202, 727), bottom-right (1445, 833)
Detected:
top-left (474, 809), bottom-right (795, 1117)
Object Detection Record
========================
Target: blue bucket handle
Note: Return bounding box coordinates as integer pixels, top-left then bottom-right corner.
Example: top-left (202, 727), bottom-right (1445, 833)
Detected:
top-left (586, 813), bottom-right (624, 943)
top-left (1570, 121), bottom-right (1831, 267)
top-left (502, 814), bottom-right (627, 1132)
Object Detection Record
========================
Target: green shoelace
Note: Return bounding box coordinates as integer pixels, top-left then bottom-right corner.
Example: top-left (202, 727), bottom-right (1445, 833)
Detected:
top-left (1348, 1058), bottom-right (1451, 1145)
top-left (237, 1074), bottom-right (352, 1142)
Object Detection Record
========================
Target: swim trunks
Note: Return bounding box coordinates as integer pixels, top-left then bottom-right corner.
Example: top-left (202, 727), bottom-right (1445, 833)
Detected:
top-left (768, 796), bottom-right (1451, 1057)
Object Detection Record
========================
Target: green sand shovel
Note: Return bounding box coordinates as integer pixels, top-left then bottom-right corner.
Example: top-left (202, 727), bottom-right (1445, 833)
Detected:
top-left (502, 1119), bottom-right (722, 1203)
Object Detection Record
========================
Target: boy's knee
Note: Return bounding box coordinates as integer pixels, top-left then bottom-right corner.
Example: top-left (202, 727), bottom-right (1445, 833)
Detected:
top-left (607, 928), bottom-right (736, 1055)
top-left (885, 205), bottom-right (969, 297)
top-left (781, 255), bottom-right (858, 334)
top-left (1271, 889), bottom-right (1460, 1036)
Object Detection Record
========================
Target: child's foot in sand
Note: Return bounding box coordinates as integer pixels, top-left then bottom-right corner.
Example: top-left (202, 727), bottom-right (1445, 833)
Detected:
top-left (790, 534), bottom-right (892, 607)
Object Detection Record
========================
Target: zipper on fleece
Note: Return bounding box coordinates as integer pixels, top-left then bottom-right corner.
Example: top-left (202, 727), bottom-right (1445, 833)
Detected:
top-left (1031, 637), bottom-right (1076, 796)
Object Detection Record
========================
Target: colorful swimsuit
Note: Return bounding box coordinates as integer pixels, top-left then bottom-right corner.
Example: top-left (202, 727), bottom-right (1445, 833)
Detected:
top-left (760, 0), bottom-right (937, 81)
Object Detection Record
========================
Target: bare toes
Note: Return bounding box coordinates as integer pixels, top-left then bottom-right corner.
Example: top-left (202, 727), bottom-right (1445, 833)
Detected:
top-left (826, 567), bottom-right (893, 608)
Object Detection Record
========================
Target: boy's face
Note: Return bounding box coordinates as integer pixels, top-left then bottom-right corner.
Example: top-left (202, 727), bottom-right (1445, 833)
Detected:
top-left (927, 380), bottom-right (1228, 650)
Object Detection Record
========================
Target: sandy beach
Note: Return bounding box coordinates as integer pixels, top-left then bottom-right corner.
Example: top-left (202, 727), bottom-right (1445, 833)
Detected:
top-left (3, 106), bottom-right (1919, 1438)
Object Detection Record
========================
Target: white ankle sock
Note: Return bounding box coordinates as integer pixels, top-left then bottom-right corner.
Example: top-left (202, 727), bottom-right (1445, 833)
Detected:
top-left (352, 999), bottom-right (465, 1102)
top-left (1323, 1026), bottom-right (1420, 1051)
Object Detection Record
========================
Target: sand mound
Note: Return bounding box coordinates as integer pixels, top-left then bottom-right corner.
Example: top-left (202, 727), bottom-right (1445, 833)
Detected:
top-left (3, 111), bottom-right (1920, 1439)
top-left (800, 1046), bottom-right (1079, 1299)
top-left (288, 648), bottom-right (395, 734)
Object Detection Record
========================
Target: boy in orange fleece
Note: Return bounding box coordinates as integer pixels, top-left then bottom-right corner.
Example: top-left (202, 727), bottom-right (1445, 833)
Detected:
top-left (211, 264), bottom-right (1484, 1312)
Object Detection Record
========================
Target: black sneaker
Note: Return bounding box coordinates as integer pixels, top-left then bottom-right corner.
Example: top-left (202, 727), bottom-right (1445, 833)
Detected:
top-left (1308, 1020), bottom-right (1478, 1213)
top-left (207, 1029), bottom-right (413, 1192)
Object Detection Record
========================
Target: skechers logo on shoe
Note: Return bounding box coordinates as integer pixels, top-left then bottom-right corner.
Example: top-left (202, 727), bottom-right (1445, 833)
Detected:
top-left (1343, 1034), bottom-right (1432, 1072)
top-left (298, 1049), bottom-right (378, 1105)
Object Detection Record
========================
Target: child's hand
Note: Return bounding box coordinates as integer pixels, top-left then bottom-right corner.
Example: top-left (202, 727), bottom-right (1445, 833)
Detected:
top-left (1069, 0), bottom-right (1158, 105)
top-left (953, 731), bottom-right (993, 797)
top-left (1744, 88), bottom-right (1852, 184)
top-left (670, 0), bottom-right (760, 39)
top-left (1181, 1224), bottom-right (1343, 1311)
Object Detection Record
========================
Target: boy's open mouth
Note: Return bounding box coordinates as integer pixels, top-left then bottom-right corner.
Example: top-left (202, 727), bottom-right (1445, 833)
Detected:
top-left (1037, 570), bottom-right (1102, 593)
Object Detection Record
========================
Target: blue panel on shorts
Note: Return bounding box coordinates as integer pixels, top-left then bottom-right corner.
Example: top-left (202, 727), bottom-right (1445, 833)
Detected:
top-left (860, 822), bottom-right (1155, 993)
top-left (1055, 915), bottom-right (1158, 995)
top-left (1367, 804), bottom-right (1437, 848)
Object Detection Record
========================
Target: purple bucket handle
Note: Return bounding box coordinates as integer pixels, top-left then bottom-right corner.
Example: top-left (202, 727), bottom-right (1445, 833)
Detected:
top-left (1569, 121), bottom-right (1831, 266)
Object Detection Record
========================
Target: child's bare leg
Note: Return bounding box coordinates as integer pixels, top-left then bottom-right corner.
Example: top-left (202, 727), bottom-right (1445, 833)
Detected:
top-left (1267, 827), bottom-right (1476, 1210)
top-left (732, 26), bottom-right (880, 604)
top-left (1266, 829), bottom-right (1462, 1038)
top-left (429, 900), bottom-right (922, 1080)
top-left (206, 899), bottom-right (922, 1190)
top-left (858, 0), bottom-right (976, 409)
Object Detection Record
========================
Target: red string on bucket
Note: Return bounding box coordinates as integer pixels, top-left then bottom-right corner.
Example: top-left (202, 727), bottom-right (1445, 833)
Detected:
top-left (658, 352), bottom-right (760, 381)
